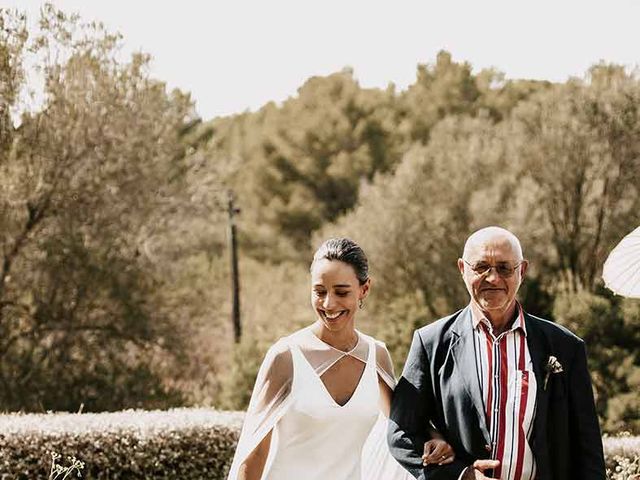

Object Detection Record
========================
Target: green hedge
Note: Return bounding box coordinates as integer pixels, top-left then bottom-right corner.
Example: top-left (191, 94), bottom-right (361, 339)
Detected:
top-left (0, 409), bottom-right (243, 479)
top-left (1, 409), bottom-right (638, 479)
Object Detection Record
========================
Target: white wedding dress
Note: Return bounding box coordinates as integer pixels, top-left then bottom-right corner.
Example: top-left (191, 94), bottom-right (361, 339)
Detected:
top-left (227, 326), bottom-right (412, 480)
top-left (264, 335), bottom-right (379, 479)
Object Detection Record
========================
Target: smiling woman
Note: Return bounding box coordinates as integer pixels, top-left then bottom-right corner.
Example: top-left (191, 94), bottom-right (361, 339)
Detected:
top-left (226, 238), bottom-right (455, 480)
top-left (310, 238), bottom-right (370, 341)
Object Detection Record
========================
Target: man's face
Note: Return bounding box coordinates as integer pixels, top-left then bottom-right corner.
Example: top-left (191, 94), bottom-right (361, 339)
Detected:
top-left (458, 236), bottom-right (527, 317)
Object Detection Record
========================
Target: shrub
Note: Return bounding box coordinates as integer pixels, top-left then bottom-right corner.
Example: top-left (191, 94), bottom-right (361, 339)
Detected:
top-left (605, 434), bottom-right (640, 480)
top-left (0, 409), bottom-right (243, 479)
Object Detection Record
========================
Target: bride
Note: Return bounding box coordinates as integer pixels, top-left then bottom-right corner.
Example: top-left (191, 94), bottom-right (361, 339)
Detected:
top-left (227, 238), bottom-right (454, 480)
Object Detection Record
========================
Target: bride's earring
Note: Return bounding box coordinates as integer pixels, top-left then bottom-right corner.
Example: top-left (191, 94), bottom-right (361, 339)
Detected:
top-left (358, 299), bottom-right (364, 310)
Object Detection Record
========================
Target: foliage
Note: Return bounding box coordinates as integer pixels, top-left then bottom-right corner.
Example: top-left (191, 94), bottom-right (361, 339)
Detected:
top-left (0, 408), bottom-right (243, 479)
top-left (362, 292), bottom-right (432, 371)
top-left (397, 51), bottom-right (481, 143)
top-left (0, 8), bottom-right (27, 156)
top-left (49, 452), bottom-right (85, 480)
top-left (0, 5), bottom-right (198, 411)
top-left (605, 433), bottom-right (640, 480)
top-left (506, 65), bottom-right (640, 291)
top-left (200, 71), bottom-right (402, 259)
top-left (198, 53), bottom-right (547, 259)
top-left (553, 290), bottom-right (640, 434)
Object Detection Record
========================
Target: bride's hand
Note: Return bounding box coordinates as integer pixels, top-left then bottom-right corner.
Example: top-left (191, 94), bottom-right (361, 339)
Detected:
top-left (422, 438), bottom-right (455, 466)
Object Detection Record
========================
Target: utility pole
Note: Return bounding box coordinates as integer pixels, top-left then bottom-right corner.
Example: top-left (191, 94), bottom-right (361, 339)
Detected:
top-left (227, 190), bottom-right (241, 343)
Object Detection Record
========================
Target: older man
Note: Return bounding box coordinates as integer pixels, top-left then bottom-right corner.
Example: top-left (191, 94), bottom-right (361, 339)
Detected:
top-left (388, 226), bottom-right (605, 480)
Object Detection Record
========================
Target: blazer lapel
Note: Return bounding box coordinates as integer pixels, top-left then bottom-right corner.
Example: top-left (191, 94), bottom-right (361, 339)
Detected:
top-left (450, 307), bottom-right (491, 445)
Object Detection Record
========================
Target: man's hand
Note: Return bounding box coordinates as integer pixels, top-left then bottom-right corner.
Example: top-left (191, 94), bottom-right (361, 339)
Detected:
top-left (461, 460), bottom-right (500, 479)
top-left (422, 439), bottom-right (455, 466)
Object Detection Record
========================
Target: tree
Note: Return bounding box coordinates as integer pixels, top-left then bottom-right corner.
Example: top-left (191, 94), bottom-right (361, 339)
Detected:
top-left (0, 6), bottom-right (198, 411)
top-left (0, 8), bottom-right (27, 158)
top-left (195, 52), bottom-right (548, 262)
top-left (553, 289), bottom-right (640, 433)
top-left (396, 51), bottom-right (482, 145)
top-left (506, 66), bottom-right (640, 292)
top-left (196, 70), bottom-right (402, 260)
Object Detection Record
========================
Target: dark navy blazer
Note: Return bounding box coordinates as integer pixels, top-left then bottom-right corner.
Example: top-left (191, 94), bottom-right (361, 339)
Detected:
top-left (387, 307), bottom-right (606, 480)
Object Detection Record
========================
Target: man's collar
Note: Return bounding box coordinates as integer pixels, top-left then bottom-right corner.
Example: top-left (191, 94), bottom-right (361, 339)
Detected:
top-left (469, 301), bottom-right (527, 337)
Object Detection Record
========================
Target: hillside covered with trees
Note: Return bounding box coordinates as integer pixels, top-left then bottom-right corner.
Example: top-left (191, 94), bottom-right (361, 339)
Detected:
top-left (1, 6), bottom-right (638, 433)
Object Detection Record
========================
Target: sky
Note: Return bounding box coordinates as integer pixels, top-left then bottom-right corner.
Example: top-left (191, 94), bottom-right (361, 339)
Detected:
top-left (4, 0), bottom-right (640, 120)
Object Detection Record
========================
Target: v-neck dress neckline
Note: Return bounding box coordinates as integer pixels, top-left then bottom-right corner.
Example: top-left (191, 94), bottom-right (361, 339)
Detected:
top-left (262, 334), bottom-right (380, 480)
top-left (295, 334), bottom-right (370, 408)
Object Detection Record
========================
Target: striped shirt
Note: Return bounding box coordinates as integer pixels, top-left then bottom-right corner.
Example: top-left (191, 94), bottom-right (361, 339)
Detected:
top-left (471, 302), bottom-right (537, 480)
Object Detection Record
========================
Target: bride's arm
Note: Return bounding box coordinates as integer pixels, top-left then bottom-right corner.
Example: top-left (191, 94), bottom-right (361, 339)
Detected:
top-left (374, 339), bottom-right (396, 417)
top-left (238, 430), bottom-right (272, 480)
top-left (378, 375), bottom-right (393, 416)
top-left (229, 341), bottom-right (293, 480)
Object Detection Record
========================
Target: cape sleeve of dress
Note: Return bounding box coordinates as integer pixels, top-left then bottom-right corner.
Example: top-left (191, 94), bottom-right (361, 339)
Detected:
top-left (227, 337), bottom-right (294, 480)
top-left (361, 336), bottom-right (414, 480)
top-left (373, 337), bottom-right (397, 390)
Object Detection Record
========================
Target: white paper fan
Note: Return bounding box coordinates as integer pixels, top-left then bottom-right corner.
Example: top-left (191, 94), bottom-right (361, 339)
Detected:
top-left (603, 226), bottom-right (640, 298)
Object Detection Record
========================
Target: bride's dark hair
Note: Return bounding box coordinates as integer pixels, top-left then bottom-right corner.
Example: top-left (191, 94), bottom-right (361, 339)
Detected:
top-left (311, 238), bottom-right (369, 285)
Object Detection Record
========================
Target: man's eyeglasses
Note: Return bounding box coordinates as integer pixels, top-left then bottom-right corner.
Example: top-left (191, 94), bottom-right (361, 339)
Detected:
top-left (463, 259), bottom-right (524, 278)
